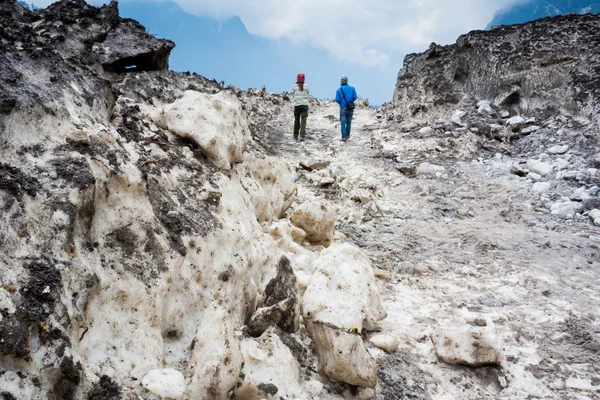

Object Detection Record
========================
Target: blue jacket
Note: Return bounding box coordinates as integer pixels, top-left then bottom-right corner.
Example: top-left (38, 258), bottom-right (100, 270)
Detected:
top-left (335, 84), bottom-right (358, 109)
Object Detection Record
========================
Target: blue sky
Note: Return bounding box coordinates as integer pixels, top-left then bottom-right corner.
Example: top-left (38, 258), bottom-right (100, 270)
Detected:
top-left (29, 0), bottom-right (599, 105)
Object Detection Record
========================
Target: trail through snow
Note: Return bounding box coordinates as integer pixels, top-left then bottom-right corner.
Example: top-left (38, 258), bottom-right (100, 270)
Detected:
top-left (262, 102), bottom-right (600, 399)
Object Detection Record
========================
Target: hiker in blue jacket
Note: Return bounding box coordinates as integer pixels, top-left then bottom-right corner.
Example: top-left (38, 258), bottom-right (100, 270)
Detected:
top-left (335, 75), bottom-right (358, 141)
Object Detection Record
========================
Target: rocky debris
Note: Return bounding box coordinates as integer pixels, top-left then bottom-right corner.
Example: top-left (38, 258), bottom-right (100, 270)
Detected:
top-left (141, 369), bottom-right (185, 400)
top-left (290, 202), bottom-right (336, 246)
top-left (247, 256), bottom-right (299, 337)
top-left (303, 244), bottom-right (386, 387)
top-left (392, 13), bottom-right (600, 125)
top-left (431, 320), bottom-right (504, 367)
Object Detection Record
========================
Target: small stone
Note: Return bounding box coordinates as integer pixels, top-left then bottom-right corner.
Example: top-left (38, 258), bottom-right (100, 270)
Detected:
top-left (167, 211), bottom-right (181, 218)
top-left (506, 116), bottom-right (525, 126)
top-left (299, 160), bottom-right (331, 171)
top-left (500, 110), bottom-right (510, 118)
top-left (521, 125), bottom-right (540, 134)
top-left (542, 289), bottom-right (551, 296)
top-left (550, 201), bottom-right (584, 218)
top-left (588, 209), bottom-right (600, 221)
top-left (510, 164), bottom-right (527, 177)
top-left (369, 334), bottom-right (399, 353)
top-left (418, 127), bottom-right (434, 135)
top-left (318, 177), bottom-right (335, 187)
top-left (528, 172), bottom-right (542, 182)
top-left (141, 369), bottom-right (186, 400)
top-left (451, 110), bottom-right (466, 126)
top-left (547, 145), bottom-right (569, 155)
top-left (532, 182), bottom-right (551, 193)
top-left (527, 160), bottom-right (553, 176)
top-left (479, 297), bottom-right (504, 308)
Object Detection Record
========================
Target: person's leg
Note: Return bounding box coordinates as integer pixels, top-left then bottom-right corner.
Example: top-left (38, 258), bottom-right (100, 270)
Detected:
top-left (293, 106), bottom-right (301, 139)
top-left (340, 107), bottom-right (348, 139)
top-left (300, 106), bottom-right (308, 138)
top-left (347, 110), bottom-right (354, 138)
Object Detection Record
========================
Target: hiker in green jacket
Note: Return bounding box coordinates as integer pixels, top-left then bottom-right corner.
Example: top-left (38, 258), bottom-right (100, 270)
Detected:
top-left (292, 73), bottom-right (310, 141)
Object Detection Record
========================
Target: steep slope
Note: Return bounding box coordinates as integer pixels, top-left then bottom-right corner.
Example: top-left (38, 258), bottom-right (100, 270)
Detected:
top-left (391, 13), bottom-right (600, 126)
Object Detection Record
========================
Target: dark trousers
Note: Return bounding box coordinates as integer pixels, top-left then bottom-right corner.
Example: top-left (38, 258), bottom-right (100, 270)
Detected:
top-left (294, 105), bottom-right (308, 138)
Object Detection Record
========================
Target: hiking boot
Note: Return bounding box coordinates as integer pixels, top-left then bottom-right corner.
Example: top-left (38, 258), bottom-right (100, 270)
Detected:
top-left (300, 137), bottom-right (306, 141)
top-left (294, 136), bottom-right (299, 141)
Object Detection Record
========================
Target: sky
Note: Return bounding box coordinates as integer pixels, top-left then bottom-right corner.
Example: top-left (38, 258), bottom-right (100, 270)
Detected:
top-left (26, 0), bottom-right (594, 105)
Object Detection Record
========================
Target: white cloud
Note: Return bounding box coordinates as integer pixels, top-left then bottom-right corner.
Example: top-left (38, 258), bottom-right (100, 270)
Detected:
top-left (168, 0), bottom-right (527, 67)
top-left (30, 0), bottom-right (527, 67)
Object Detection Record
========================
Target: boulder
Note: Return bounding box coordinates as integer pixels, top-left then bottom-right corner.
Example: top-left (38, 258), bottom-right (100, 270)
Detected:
top-left (235, 327), bottom-right (302, 400)
top-left (570, 187), bottom-right (592, 201)
top-left (431, 320), bottom-right (504, 367)
top-left (527, 160), bottom-right (553, 176)
top-left (510, 164), bottom-right (527, 177)
top-left (186, 305), bottom-right (244, 398)
top-left (303, 244), bottom-right (386, 388)
top-left (141, 369), bottom-right (186, 400)
top-left (550, 201), bottom-right (584, 218)
top-left (290, 202), bottom-right (335, 246)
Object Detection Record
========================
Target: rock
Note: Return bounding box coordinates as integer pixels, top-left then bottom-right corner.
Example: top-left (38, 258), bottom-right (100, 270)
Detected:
top-left (290, 202), bottom-right (335, 246)
top-left (369, 334), bottom-right (399, 353)
top-left (477, 102), bottom-right (493, 115)
top-left (521, 125), bottom-right (540, 134)
top-left (528, 172), bottom-right (542, 182)
top-left (595, 218), bottom-right (600, 227)
top-left (550, 201), bottom-right (584, 218)
top-left (527, 160), bottom-right (553, 176)
top-left (235, 327), bottom-right (302, 400)
top-left (141, 369), bottom-right (186, 400)
top-left (352, 189), bottom-right (375, 204)
top-left (510, 164), bottom-right (527, 177)
top-left (416, 163), bottom-right (447, 179)
top-left (166, 210), bottom-right (181, 218)
top-left (560, 170), bottom-right (580, 180)
top-left (248, 256), bottom-right (299, 337)
top-left (318, 177), bottom-right (335, 187)
top-left (500, 110), bottom-right (510, 118)
top-left (532, 182), bottom-right (551, 193)
top-left (381, 146), bottom-right (397, 159)
top-left (431, 320), bottom-right (504, 367)
top-left (589, 209), bottom-right (600, 221)
top-left (479, 297), bottom-right (504, 308)
top-left (65, 130), bottom-right (90, 146)
top-left (547, 145), bottom-right (569, 155)
top-left (299, 160), bottom-right (331, 171)
top-left (570, 187), bottom-right (592, 201)
top-left (303, 243), bottom-right (386, 388)
top-left (305, 380), bottom-right (324, 396)
top-left (506, 116), bottom-right (525, 127)
top-left (186, 305), bottom-right (243, 398)
top-left (418, 126), bottom-right (434, 135)
top-left (451, 110), bottom-right (466, 126)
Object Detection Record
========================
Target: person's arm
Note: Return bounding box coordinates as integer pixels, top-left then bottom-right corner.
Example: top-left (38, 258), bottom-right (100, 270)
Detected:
top-left (335, 88), bottom-right (341, 104)
top-left (352, 87), bottom-right (358, 102)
